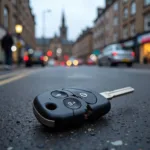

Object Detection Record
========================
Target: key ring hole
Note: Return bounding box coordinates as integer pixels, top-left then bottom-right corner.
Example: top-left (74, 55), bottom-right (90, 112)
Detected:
top-left (46, 103), bottom-right (57, 110)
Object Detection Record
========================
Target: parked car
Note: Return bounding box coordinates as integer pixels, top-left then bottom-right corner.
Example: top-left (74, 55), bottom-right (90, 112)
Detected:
top-left (48, 59), bottom-right (55, 67)
top-left (86, 58), bottom-right (96, 65)
top-left (98, 44), bottom-right (135, 67)
top-left (24, 51), bottom-right (48, 67)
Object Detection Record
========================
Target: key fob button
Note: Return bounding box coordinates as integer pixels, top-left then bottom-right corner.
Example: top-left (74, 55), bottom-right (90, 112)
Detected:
top-left (51, 91), bottom-right (68, 98)
top-left (64, 98), bottom-right (81, 109)
top-left (64, 88), bottom-right (97, 104)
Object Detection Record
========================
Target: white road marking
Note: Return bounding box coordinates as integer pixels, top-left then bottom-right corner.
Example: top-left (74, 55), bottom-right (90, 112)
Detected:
top-left (0, 69), bottom-right (42, 86)
top-left (0, 71), bottom-right (24, 80)
top-left (67, 74), bottom-right (92, 79)
top-left (0, 73), bottom-right (31, 86)
top-left (123, 68), bottom-right (150, 74)
top-left (111, 140), bottom-right (123, 146)
top-left (7, 147), bottom-right (13, 150)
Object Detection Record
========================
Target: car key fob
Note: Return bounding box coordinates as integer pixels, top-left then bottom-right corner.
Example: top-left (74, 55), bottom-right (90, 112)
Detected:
top-left (33, 88), bottom-right (111, 128)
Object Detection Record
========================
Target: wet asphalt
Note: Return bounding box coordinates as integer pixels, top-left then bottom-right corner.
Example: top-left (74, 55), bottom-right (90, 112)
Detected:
top-left (0, 66), bottom-right (150, 150)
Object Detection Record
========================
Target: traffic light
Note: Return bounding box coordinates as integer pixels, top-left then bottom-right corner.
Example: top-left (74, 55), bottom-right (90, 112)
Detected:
top-left (47, 50), bottom-right (53, 57)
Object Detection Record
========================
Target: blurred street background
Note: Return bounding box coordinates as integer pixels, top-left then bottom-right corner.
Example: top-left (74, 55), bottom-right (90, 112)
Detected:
top-left (0, 0), bottom-right (150, 67)
top-left (0, 0), bottom-right (150, 150)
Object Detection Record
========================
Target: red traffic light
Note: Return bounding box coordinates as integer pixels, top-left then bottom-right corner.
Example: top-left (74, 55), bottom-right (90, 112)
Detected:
top-left (47, 50), bottom-right (53, 57)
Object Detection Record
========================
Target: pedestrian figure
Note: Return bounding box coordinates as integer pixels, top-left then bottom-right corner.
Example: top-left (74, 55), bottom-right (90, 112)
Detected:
top-left (1, 32), bottom-right (14, 69)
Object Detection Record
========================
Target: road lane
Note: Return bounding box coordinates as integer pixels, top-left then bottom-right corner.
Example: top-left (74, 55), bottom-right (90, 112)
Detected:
top-left (0, 68), bottom-right (44, 86)
top-left (0, 66), bottom-right (150, 150)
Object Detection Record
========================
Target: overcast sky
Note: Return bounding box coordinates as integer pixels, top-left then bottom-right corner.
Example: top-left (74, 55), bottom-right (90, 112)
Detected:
top-left (30, 0), bottom-right (105, 40)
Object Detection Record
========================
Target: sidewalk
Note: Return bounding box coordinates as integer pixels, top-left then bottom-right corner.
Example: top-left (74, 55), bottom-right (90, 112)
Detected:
top-left (0, 64), bottom-right (4, 70)
top-left (133, 63), bottom-right (150, 69)
top-left (0, 64), bottom-right (24, 72)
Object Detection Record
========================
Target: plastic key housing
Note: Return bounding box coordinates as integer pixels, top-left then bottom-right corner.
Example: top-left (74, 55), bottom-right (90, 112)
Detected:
top-left (63, 88), bottom-right (111, 121)
top-left (33, 88), bottom-right (111, 128)
top-left (33, 89), bottom-right (87, 128)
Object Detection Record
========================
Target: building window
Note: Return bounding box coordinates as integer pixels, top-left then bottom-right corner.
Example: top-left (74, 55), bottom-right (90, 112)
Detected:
top-left (114, 2), bottom-right (119, 11)
top-left (123, 26), bottom-right (128, 39)
top-left (123, 0), bottom-right (128, 3)
top-left (12, 0), bottom-right (16, 5)
top-left (144, 13), bottom-right (150, 31)
top-left (106, 0), bottom-right (113, 6)
top-left (106, 12), bottom-right (109, 19)
top-left (113, 17), bottom-right (118, 26)
top-left (113, 33), bottom-right (118, 42)
top-left (124, 8), bottom-right (128, 19)
top-left (130, 22), bottom-right (136, 37)
top-left (13, 15), bottom-right (16, 31)
top-left (4, 7), bottom-right (9, 29)
top-left (131, 2), bottom-right (136, 15)
top-left (145, 0), bottom-right (150, 6)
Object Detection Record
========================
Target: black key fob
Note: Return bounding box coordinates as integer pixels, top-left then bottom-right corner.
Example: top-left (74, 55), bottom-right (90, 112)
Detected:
top-left (33, 88), bottom-right (111, 128)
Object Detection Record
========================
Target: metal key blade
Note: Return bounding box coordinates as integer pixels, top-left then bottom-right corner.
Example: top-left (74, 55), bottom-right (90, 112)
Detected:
top-left (100, 87), bottom-right (134, 99)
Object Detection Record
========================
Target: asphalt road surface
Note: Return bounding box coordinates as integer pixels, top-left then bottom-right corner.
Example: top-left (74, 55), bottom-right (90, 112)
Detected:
top-left (0, 66), bottom-right (150, 150)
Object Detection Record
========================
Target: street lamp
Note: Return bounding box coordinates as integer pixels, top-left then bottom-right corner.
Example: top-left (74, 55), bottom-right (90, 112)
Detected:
top-left (42, 9), bottom-right (51, 53)
top-left (15, 24), bottom-right (23, 66)
top-left (15, 24), bottom-right (23, 34)
top-left (11, 45), bottom-right (17, 52)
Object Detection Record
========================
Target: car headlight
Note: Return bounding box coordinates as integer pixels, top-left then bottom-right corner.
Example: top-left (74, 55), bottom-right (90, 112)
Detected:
top-left (73, 60), bottom-right (78, 66)
top-left (44, 56), bottom-right (48, 62)
top-left (66, 60), bottom-right (72, 66)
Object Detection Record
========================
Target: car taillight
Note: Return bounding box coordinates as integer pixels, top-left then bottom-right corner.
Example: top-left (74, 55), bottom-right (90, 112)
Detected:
top-left (112, 52), bottom-right (118, 56)
top-left (40, 56), bottom-right (44, 61)
top-left (24, 56), bottom-right (29, 61)
top-left (131, 52), bottom-right (135, 57)
top-left (60, 61), bottom-right (65, 66)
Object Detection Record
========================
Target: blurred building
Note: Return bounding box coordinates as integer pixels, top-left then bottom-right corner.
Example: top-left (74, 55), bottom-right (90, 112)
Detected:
top-left (93, 0), bottom-right (150, 64)
top-left (93, 8), bottom-right (105, 51)
top-left (105, 1), bottom-right (120, 45)
top-left (72, 28), bottom-right (93, 61)
top-left (106, 0), bottom-right (114, 7)
top-left (0, 0), bottom-right (36, 63)
top-left (49, 11), bottom-right (73, 60)
top-left (119, 0), bottom-right (150, 63)
top-left (36, 38), bottom-right (50, 54)
top-left (93, 1), bottom-right (120, 52)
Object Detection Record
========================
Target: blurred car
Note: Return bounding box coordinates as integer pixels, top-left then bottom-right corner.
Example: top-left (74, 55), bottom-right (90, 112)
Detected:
top-left (66, 57), bottom-right (79, 67)
top-left (98, 44), bottom-right (135, 67)
top-left (60, 61), bottom-right (65, 66)
top-left (86, 58), bottom-right (96, 65)
top-left (78, 58), bottom-right (84, 65)
top-left (48, 59), bottom-right (55, 67)
top-left (24, 50), bottom-right (48, 67)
